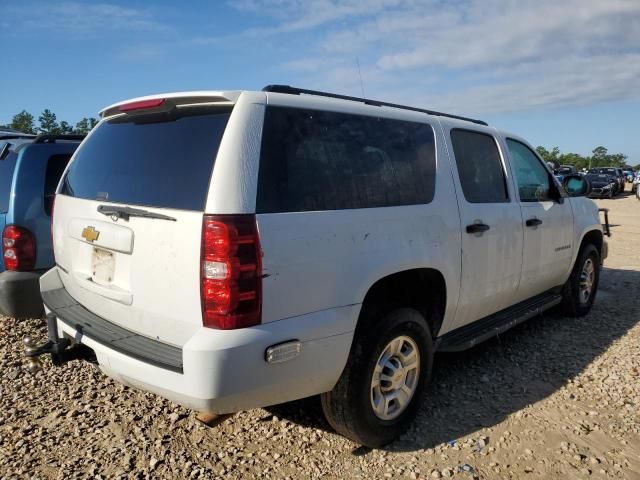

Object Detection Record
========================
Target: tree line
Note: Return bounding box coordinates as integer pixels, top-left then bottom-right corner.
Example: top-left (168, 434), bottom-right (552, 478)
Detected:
top-left (2, 109), bottom-right (635, 170)
top-left (2, 110), bottom-right (99, 135)
top-left (535, 145), bottom-right (633, 170)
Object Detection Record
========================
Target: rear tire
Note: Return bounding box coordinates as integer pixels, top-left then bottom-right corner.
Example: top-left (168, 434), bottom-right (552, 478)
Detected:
top-left (321, 308), bottom-right (434, 448)
top-left (561, 244), bottom-right (600, 317)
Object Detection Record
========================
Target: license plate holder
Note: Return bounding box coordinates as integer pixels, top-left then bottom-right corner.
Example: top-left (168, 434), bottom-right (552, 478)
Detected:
top-left (91, 247), bottom-right (115, 285)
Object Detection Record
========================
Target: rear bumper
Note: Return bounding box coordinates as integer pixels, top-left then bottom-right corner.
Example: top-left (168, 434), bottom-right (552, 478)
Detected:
top-left (0, 269), bottom-right (46, 318)
top-left (40, 268), bottom-right (356, 413)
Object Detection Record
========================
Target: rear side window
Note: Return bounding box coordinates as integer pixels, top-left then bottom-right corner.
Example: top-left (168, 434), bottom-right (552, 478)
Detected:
top-left (44, 154), bottom-right (72, 216)
top-left (256, 106), bottom-right (436, 213)
top-left (61, 112), bottom-right (231, 211)
top-left (450, 129), bottom-right (509, 203)
top-left (0, 151), bottom-right (18, 213)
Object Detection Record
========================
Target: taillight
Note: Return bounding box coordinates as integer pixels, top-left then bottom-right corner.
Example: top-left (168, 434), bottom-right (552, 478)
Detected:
top-left (201, 215), bottom-right (262, 329)
top-left (2, 226), bottom-right (36, 271)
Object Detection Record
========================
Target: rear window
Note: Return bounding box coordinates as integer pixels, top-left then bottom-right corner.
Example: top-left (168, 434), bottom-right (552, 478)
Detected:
top-left (256, 106), bottom-right (436, 213)
top-left (61, 112), bottom-right (231, 211)
top-left (451, 129), bottom-right (509, 203)
top-left (0, 150), bottom-right (18, 213)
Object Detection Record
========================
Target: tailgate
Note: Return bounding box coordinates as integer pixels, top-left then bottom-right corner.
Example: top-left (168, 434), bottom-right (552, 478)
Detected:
top-left (53, 105), bottom-right (231, 346)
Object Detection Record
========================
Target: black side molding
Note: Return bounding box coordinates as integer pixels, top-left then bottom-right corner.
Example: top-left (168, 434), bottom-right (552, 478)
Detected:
top-left (437, 291), bottom-right (562, 352)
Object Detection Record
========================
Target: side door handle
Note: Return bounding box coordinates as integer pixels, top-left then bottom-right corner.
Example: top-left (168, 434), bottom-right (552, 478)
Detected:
top-left (526, 218), bottom-right (543, 227)
top-left (466, 223), bottom-right (490, 234)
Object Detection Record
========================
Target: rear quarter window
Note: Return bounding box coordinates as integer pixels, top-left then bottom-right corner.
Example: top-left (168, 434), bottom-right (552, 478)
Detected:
top-left (61, 112), bottom-right (231, 211)
top-left (256, 106), bottom-right (436, 213)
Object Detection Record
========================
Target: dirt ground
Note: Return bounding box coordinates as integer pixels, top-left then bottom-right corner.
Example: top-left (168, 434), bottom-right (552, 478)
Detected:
top-left (1, 193), bottom-right (639, 480)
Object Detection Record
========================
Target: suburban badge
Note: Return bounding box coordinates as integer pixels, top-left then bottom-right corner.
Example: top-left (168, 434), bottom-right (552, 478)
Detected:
top-left (82, 226), bottom-right (100, 243)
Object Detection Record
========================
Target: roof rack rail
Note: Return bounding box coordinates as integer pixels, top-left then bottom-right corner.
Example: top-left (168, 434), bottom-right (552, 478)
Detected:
top-left (0, 134), bottom-right (36, 140)
top-left (262, 85), bottom-right (488, 126)
top-left (33, 134), bottom-right (85, 144)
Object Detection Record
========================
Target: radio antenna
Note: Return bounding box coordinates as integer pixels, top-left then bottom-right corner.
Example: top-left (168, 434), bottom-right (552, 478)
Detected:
top-left (356, 57), bottom-right (365, 97)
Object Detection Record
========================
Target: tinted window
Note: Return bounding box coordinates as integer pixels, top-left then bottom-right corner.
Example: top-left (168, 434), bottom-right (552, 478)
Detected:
top-left (61, 112), bottom-right (231, 211)
top-left (0, 150), bottom-right (18, 213)
top-left (44, 154), bottom-right (72, 216)
top-left (256, 107), bottom-right (436, 213)
top-left (450, 129), bottom-right (508, 203)
top-left (507, 139), bottom-right (552, 202)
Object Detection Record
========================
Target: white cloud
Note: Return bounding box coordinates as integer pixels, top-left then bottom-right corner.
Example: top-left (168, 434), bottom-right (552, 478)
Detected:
top-left (227, 0), bottom-right (640, 114)
top-left (3, 1), bottom-right (171, 35)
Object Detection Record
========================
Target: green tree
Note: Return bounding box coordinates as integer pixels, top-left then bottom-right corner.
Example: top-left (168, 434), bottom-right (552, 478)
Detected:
top-left (535, 146), bottom-right (560, 168)
top-left (9, 110), bottom-right (35, 134)
top-left (38, 109), bottom-right (61, 134)
top-left (74, 117), bottom-right (99, 134)
top-left (558, 152), bottom-right (588, 171)
top-left (59, 121), bottom-right (74, 134)
top-left (607, 153), bottom-right (627, 168)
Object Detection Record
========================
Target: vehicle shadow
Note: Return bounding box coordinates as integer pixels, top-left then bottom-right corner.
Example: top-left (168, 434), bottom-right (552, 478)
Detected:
top-left (266, 266), bottom-right (640, 453)
top-left (598, 191), bottom-right (636, 200)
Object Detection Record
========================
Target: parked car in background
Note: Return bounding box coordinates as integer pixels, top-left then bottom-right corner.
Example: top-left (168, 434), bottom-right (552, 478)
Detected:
top-left (634, 173), bottom-right (640, 196)
top-left (616, 168), bottom-right (626, 191)
top-left (588, 168), bottom-right (624, 195)
top-left (555, 165), bottom-right (576, 184)
top-left (0, 134), bottom-right (83, 318)
top-left (585, 172), bottom-right (618, 199)
top-left (28, 86), bottom-right (606, 448)
top-left (623, 170), bottom-right (635, 183)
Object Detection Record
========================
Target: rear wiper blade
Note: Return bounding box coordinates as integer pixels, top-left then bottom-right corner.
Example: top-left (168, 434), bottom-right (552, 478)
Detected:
top-left (97, 205), bottom-right (177, 222)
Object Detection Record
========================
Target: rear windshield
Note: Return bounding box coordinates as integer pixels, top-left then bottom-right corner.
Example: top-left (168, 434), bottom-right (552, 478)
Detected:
top-left (0, 150), bottom-right (18, 213)
top-left (61, 112), bottom-right (231, 211)
top-left (589, 168), bottom-right (616, 175)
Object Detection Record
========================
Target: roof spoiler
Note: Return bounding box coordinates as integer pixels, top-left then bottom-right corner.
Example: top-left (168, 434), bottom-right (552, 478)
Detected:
top-left (100, 93), bottom-right (235, 118)
top-left (262, 84), bottom-right (488, 126)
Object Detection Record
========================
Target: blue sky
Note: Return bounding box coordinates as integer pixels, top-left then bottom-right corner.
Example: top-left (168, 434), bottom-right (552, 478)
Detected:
top-left (1, 0), bottom-right (639, 162)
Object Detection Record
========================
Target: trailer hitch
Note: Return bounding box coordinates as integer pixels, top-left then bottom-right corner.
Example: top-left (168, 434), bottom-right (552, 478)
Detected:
top-left (23, 313), bottom-right (96, 373)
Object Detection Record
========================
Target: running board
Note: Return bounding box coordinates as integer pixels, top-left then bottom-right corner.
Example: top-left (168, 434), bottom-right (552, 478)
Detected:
top-left (437, 292), bottom-right (562, 352)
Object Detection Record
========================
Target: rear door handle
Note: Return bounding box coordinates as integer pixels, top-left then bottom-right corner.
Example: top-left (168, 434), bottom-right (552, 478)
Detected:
top-left (526, 218), bottom-right (543, 227)
top-left (466, 223), bottom-right (490, 234)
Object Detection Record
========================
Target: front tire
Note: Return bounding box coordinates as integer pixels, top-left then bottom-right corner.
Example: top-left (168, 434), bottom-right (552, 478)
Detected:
top-left (321, 308), bottom-right (434, 448)
top-left (561, 244), bottom-right (600, 317)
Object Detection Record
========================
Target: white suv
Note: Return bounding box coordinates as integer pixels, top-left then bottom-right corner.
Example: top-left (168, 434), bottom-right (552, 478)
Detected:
top-left (29, 86), bottom-right (606, 447)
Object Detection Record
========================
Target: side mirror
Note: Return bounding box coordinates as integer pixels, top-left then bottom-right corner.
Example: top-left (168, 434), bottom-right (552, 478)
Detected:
top-left (563, 174), bottom-right (591, 197)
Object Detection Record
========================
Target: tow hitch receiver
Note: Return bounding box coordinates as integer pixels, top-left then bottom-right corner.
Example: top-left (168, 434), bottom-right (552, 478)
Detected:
top-left (23, 314), bottom-right (96, 373)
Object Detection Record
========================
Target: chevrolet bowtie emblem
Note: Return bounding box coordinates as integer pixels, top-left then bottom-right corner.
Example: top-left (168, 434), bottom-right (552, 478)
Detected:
top-left (82, 226), bottom-right (100, 243)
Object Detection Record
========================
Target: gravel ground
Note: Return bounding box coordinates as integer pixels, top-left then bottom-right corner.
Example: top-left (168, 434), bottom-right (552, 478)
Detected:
top-left (1, 193), bottom-right (639, 479)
